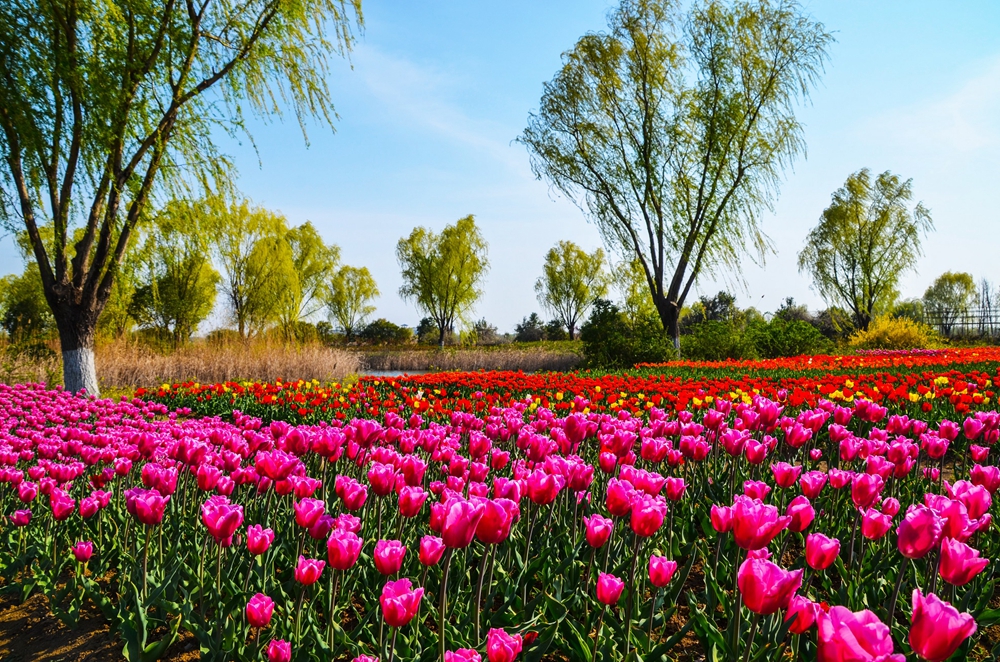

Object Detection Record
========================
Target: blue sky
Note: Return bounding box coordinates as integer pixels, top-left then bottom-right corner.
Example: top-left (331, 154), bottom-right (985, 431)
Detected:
top-left (4, 0), bottom-right (1000, 332)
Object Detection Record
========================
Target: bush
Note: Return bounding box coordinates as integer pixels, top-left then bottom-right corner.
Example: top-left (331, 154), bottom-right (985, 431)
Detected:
top-left (359, 319), bottom-right (412, 345)
top-left (848, 315), bottom-right (938, 350)
top-left (813, 307), bottom-right (855, 340)
top-left (746, 318), bottom-right (833, 359)
top-left (680, 320), bottom-right (757, 361)
top-left (544, 320), bottom-right (568, 342)
top-left (515, 314), bottom-right (546, 342)
top-left (580, 300), bottom-right (673, 369)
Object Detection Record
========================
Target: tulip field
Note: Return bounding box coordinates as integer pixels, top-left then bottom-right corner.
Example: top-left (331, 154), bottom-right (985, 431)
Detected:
top-left (4, 351), bottom-right (1000, 661)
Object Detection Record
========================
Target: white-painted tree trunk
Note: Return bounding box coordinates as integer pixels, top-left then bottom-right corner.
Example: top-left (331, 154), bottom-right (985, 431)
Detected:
top-left (62, 347), bottom-right (100, 396)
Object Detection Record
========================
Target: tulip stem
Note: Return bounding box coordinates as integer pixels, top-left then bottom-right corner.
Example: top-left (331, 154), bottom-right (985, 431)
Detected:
top-left (474, 548), bottom-right (489, 644)
top-left (327, 571), bottom-right (340, 648)
top-left (142, 526), bottom-right (150, 603)
top-left (886, 563), bottom-right (906, 630)
top-left (729, 563), bottom-right (741, 662)
top-left (387, 627), bottom-right (399, 662)
top-left (592, 604), bottom-right (607, 662)
top-left (439, 548), bottom-right (454, 662)
top-left (624, 534), bottom-right (642, 658)
top-left (741, 612), bottom-right (761, 662)
top-left (647, 587), bottom-right (659, 651)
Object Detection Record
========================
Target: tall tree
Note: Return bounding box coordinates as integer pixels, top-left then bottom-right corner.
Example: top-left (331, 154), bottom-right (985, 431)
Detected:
top-left (207, 196), bottom-right (297, 339)
top-left (397, 215), bottom-right (489, 348)
top-left (535, 240), bottom-right (608, 339)
top-left (278, 222), bottom-right (340, 339)
top-left (326, 265), bottom-right (379, 340)
top-left (0, 0), bottom-right (362, 394)
top-left (923, 271), bottom-right (976, 337)
top-left (519, 0), bottom-right (830, 350)
top-left (798, 169), bottom-right (933, 330)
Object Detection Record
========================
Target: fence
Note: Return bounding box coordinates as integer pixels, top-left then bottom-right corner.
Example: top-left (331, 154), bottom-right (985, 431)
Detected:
top-left (924, 310), bottom-right (1000, 340)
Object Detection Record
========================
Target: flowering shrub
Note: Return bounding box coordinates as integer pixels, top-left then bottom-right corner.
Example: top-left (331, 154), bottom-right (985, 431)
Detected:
top-left (849, 315), bottom-right (940, 350)
top-left (3, 381), bottom-right (1000, 661)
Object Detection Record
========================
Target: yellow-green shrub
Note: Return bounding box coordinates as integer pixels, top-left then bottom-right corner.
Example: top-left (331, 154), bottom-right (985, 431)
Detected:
top-left (847, 315), bottom-right (938, 350)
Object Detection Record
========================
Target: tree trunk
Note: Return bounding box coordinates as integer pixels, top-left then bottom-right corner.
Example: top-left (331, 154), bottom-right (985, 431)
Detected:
top-left (55, 307), bottom-right (100, 396)
top-left (568, 324), bottom-right (576, 341)
top-left (438, 324), bottom-right (446, 349)
top-left (653, 295), bottom-right (682, 357)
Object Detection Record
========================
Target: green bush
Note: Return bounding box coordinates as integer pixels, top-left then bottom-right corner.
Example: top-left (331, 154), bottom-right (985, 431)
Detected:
top-left (746, 318), bottom-right (833, 358)
top-left (680, 320), bottom-right (757, 361)
top-left (359, 319), bottom-right (413, 345)
top-left (580, 300), bottom-right (673, 369)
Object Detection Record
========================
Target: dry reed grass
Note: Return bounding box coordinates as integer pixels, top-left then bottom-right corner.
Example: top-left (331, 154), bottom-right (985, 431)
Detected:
top-left (96, 341), bottom-right (362, 388)
top-left (361, 347), bottom-right (581, 373)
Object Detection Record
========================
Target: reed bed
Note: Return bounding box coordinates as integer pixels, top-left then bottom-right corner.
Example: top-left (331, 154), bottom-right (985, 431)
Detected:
top-left (361, 346), bottom-right (581, 373)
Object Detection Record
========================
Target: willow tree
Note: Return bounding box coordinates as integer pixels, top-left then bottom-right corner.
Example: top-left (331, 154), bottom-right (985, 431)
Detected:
top-left (798, 169), bottom-right (933, 330)
top-left (535, 240), bottom-right (609, 339)
top-left (397, 215), bottom-right (489, 348)
top-left (519, 0), bottom-right (830, 350)
top-left (326, 265), bottom-right (379, 340)
top-left (0, 0), bottom-right (362, 394)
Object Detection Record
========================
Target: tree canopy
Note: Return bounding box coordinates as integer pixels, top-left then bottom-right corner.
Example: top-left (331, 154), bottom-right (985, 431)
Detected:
top-left (397, 215), bottom-right (489, 347)
top-left (519, 0), bottom-right (831, 350)
top-left (535, 241), bottom-right (609, 339)
top-left (326, 265), bottom-right (379, 340)
top-left (798, 169), bottom-right (933, 330)
top-left (923, 271), bottom-right (976, 337)
top-left (0, 0), bottom-right (362, 393)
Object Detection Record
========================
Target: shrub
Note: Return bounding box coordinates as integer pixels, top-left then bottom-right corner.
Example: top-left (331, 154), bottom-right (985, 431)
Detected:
top-left (848, 315), bottom-right (938, 350)
top-left (680, 320), bottom-right (757, 361)
top-left (746, 318), bottom-right (833, 358)
top-left (544, 320), bottom-right (568, 341)
top-left (515, 313), bottom-right (546, 342)
top-left (581, 300), bottom-right (673, 369)
top-left (359, 319), bottom-right (412, 345)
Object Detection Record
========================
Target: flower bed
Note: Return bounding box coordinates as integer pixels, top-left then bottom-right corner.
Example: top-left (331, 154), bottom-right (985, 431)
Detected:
top-left (3, 377), bottom-right (1000, 661)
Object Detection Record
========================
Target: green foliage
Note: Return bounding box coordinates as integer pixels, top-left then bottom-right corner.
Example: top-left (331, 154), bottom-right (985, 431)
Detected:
top-left (580, 299), bottom-right (673, 369)
top-left (799, 169), bottom-right (933, 330)
top-left (745, 318), bottom-right (833, 359)
top-left (924, 271), bottom-right (977, 336)
top-left (515, 313), bottom-right (547, 343)
top-left (397, 215), bottom-right (489, 347)
top-left (278, 222), bottom-right (340, 339)
top-left (520, 0), bottom-right (831, 344)
top-left (359, 319), bottom-right (413, 345)
top-left (326, 265), bottom-right (379, 340)
top-left (892, 299), bottom-right (926, 324)
top-left (616, 258), bottom-right (657, 324)
top-left (535, 241), bottom-right (608, 339)
top-left (544, 320), bottom-right (569, 342)
top-left (415, 318), bottom-right (444, 346)
top-left (681, 321), bottom-right (757, 361)
top-left (848, 315), bottom-right (939, 350)
top-left (470, 319), bottom-right (503, 345)
top-left (0, 264), bottom-right (55, 343)
top-left (813, 306), bottom-right (856, 341)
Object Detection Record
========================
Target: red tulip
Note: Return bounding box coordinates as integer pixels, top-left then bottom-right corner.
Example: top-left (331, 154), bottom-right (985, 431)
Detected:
top-left (374, 539), bottom-right (406, 576)
top-left (938, 537), bottom-right (989, 586)
top-left (710, 504), bottom-right (733, 533)
top-left (380, 578), bottom-right (424, 627)
top-left (327, 529), bottom-right (363, 571)
top-left (648, 555), bottom-right (678, 588)
top-left (909, 589), bottom-right (977, 662)
top-left (596, 572), bottom-right (624, 605)
top-left (817, 606), bottom-right (903, 662)
top-left (419, 535), bottom-right (446, 566)
top-left (294, 555), bottom-right (325, 585)
top-left (731, 496), bottom-right (790, 550)
top-left (486, 628), bottom-right (523, 662)
top-left (246, 593), bottom-right (274, 628)
top-left (737, 555), bottom-right (802, 615)
top-left (805, 532), bottom-right (840, 570)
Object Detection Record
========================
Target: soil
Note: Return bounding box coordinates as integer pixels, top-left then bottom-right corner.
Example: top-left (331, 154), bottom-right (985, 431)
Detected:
top-left (0, 592), bottom-right (199, 662)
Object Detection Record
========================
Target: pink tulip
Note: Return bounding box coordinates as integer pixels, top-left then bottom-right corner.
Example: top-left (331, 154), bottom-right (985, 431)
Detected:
top-left (648, 555), bottom-right (678, 588)
top-left (294, 555), bottom-right (325, 585)
top-left (851, 473), bottom-right (884, 510)
top-left (246, 593), bottom-right (274, 628)
top-left (582, 514), bottom-right (613, 549)
top-left (71, 540), bottom-right (93, 563)
top-left (327, 529), bottom-right (363, 571)
top-left (247, 524), bottom-right (275, 555)
top-left (50, 493), bottom-right (75, 521)
top-left (663, 476), bottom-right (686, 501)
top-left (419, 535), bottom-right (446, 566)
top-left (605, 478), bottom-right (635, 517)
top-left (340, 479), bottom-right (368, 511)
top-left (630, 493), bottom-right (667, 538)
top-left (486, 628), bottom-right (523, 662)
top-left (374, 539), bottom-right (407, 576)
top-left (970, 445), bottom-right (989, 463)
top-left (380, 578), bottom-right (424, 627)
top-left (267, 639), bottom-right (292, 662)
top-left (945, 480), bottom-right (992, 519)
top-left (799, 471), bottom-right (827, 499)
top-left (743, 480), bottom-right (771, 500)
top-left (17, 481), bottom-right (37, 503)
top-left (787, 495), bottom-right (815, 533)
top-left (596, 572), bottom-right (624, 605)
top-left (201, 496), bottom-right (244, 546)
top-left (441, 497), bottom-right (486, 549)
top-left (881, 497), bottom-right (901, 516)
top-left (805, 533), bottom-right (840, 571)
top-left (475, 498), bottom-right (518, 545)
top-left (772, 462), bottom-right (802, 489)
top-left (526, 469), bottom-right (564, 505)
top-left (785, 595), bottom-right (818, 634)
top-left (731, 496), bottom-right (790, 551)
top-left (79, 497), bottom-right (99, 519)
top-left (11, 509), bottom-right (31, 527)
top-left (897, 504), bottom-right (944, 559)
top-left (398, 486), bottom-right (428, 518)
top-left (446, 651), bottom-right (481, 662)
top-left (939, 537), bottom-right (989, 586)
top-left (861, 508), bottom-right (893, 540)
top-left (125, 487), bottom-right (169, 526)
top-left (710, 504), bottom-right (733, 533)
top-left (293, 497), bottom-right (326, 529)
top-left (909, 589), bottom-right (977, 662)
top-left (737, 555), bottom-right (802, 615)
top-left (817, 606), bottom-right (903, 662)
